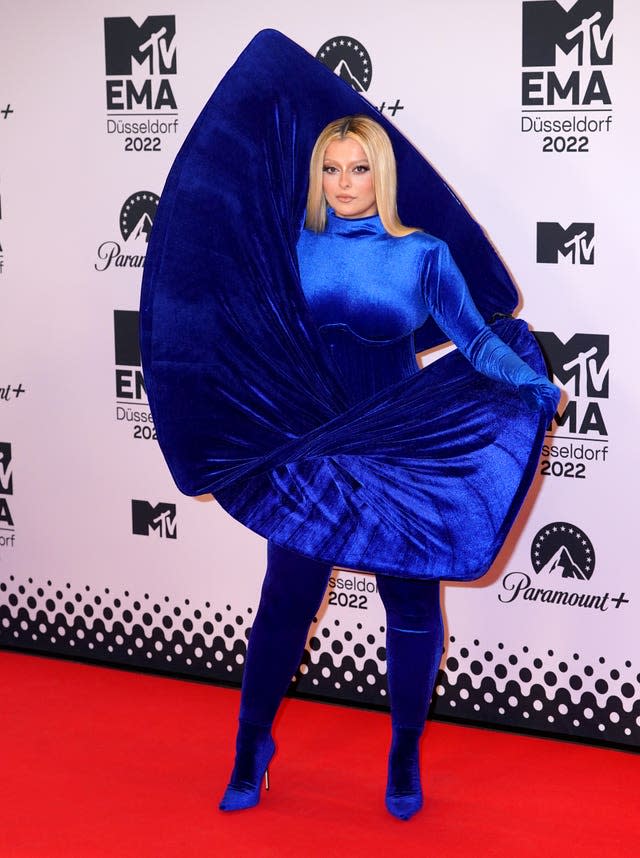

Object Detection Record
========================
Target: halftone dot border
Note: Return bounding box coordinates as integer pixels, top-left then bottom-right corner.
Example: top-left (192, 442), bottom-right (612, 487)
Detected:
top-left (1, 575), bottom-right (637, 746)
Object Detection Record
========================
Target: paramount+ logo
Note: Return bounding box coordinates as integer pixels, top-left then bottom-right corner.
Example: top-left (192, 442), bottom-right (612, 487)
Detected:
top-left (315, 36), bottom-right (405, 118)
top-left (536, 222), bottom-right (595, 264)
top-left (132, 500), bottom-right (177, 538)
top-left (96, 192), bottom-right (159, 272)
top-left (498, 521), bottom-right (630, 614)
top-left (315, 37), bottom-right (372, 92)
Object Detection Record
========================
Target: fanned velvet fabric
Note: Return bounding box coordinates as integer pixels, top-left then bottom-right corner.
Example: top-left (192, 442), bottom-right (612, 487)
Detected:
top-left (140, 29), bottom-right (551, 581)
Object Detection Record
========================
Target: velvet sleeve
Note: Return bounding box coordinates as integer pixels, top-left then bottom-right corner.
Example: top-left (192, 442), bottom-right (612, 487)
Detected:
top-left (422, 241), bottom-right (560, 419)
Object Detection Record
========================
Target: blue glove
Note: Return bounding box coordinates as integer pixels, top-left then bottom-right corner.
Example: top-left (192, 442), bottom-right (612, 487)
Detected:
top-left (518, 379), bottom-right (561, 424)
top-left (468, 327), bottom-right (560, 422)
top-left (424, 242), bottom-right (561, 423)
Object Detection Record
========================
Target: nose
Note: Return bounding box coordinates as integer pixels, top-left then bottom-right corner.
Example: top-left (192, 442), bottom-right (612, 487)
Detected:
top-left (339, 170), bottom-right (351, 189)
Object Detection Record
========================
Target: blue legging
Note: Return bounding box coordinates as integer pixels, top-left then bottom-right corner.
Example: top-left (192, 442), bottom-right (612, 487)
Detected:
top-left (239, 541), bottom-right (443, 730)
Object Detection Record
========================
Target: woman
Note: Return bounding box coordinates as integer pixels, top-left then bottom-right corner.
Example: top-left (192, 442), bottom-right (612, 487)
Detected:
top-left (140, 29), bottom-right (559, 823)
top-left (217, 115), bottom-right (559, 820)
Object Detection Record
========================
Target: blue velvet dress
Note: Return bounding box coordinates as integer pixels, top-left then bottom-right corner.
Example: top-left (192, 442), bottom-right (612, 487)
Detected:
top-left (298, 209), bottom-right (520, 404)
top-left (139, 30), bottom-right (557, 583)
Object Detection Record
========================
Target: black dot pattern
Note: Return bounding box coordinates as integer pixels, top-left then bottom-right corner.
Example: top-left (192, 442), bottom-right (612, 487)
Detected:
top-left (434, 638), bottom-right (639, 745)
top-left (0, 576), bottom-right (247, 683)
top-left (1, 576), bottom-right (638, 746)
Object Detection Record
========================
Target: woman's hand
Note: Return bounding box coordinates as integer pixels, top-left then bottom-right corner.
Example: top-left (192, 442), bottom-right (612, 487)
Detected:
top-left (518, 378), bottom-right (561, 424)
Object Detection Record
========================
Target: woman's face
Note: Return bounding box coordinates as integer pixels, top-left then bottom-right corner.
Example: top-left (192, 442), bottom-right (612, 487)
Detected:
top-left (322, 137), bottom-right (377, 219)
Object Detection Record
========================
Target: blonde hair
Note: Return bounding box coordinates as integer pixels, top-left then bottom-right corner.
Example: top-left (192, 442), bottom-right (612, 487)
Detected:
top-left (305, 115), bottom-right (419, 237)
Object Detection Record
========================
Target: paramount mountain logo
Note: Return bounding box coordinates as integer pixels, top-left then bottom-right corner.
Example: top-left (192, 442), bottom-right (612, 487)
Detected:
top-left (120, 192), bottom-right (156, 242)
top-left (316, 37), bottom-right (372, 92)
top-left (530, 521), bottom-right (594, 580)
top-left (96, 191), bottom-right (159, 271)
top-left (499, 521), bottom-right (630, 614)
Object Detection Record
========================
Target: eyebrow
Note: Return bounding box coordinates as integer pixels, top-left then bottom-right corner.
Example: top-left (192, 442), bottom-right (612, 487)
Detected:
top-left (322, 158), bottom-right (370, 166)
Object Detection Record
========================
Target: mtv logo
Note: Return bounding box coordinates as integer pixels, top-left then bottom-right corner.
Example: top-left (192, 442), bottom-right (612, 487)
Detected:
top-left (522, 0), bottom-right (613, 67)
top-left (536, 222), bottom-right (595, 264)
top-left (114, 310), bottom-right (140, 367)
top-left (0, 442), bottom-right (13, 495)
top-left (535, 332), bottom-right (609, 398)
top-left (131, 500), bottom-right (177, 538)
top-left (104, 16), bottom-right (177, 76)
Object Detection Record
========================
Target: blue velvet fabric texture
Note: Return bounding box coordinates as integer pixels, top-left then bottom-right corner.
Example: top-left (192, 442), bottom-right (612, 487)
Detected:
top-left (376, 574), bottom-right (443, 730)
top-left (238, 542), bottom-right (442, 729)
top-left (239, 542), bottom-right (332, 727)
top-left (298, 209), bottom-right (554, 403)
top-left (139, 29), bottom-right (558, 581)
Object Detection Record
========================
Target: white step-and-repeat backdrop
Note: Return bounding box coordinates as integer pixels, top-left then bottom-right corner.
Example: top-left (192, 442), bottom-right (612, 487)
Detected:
top-left (2, 0), bottom-right (638, 748)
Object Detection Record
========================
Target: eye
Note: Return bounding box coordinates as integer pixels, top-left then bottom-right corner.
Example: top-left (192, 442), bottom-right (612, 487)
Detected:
top-left (353, 165), bottom-right (370, 173)
top-left (322, 165), bottom-right (338, 173)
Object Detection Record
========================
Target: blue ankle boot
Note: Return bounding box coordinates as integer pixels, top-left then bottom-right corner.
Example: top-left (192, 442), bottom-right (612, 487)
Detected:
top-left (385, 725), bottom-right (423, 821)
top-left (219, 720), bottom-right (276, 812)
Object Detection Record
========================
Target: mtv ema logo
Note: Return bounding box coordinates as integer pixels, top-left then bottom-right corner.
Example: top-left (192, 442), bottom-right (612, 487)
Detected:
top-left (537, 222), bottom-right (595, 264)
top-left (132, 500), bottom-right (177, 538)
top-left (536, 331), bottom-right (609, 480)
top-left (96, 191), bottom-right (159, 271)
top-left (104, 16), bottom-right (179, 151)
top-left (113, 310), bottom-right (155, 441)
top-left (523, 0), bottom-right (613, 68)
top-left (530, 522), bottom-right (594, 580)
top-left (536, 331), bottom-right (608, 429)
top-left (0, 442), bottom-right (15, 542)
top-left (536, 332), bottom-right (608, 400)
top-left (521, 1), bottom-right (613, 151)
top-left (114, 310), bottom-right (144, 401)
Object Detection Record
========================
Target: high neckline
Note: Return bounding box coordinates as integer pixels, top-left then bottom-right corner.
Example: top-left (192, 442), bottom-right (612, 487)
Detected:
top-left (324, 207), bottom-right (385, 237)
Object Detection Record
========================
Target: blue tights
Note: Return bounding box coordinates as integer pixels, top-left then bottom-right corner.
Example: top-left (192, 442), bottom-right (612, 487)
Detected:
top-left (223, 541), bottom-right (443, 817)
top-left (239, 542), bottom-right (443, 728)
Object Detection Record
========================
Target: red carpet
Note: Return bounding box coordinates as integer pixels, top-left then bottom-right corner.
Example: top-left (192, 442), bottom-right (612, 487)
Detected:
top-left (1, 649), bottom-right (637, 857)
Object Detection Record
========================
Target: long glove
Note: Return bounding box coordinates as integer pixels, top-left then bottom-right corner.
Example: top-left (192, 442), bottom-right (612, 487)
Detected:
top-left (467, 327), bottom-right (561, 423)
top-left (424, 241), bottom-right (561, 423)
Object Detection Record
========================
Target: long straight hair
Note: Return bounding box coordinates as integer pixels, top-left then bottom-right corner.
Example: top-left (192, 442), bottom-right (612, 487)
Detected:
top-left (305, 115), bottom-right (419, 236)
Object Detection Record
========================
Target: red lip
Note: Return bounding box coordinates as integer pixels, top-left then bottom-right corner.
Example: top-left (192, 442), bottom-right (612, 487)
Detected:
top-left (336, 196), bottom-right (354, 202)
